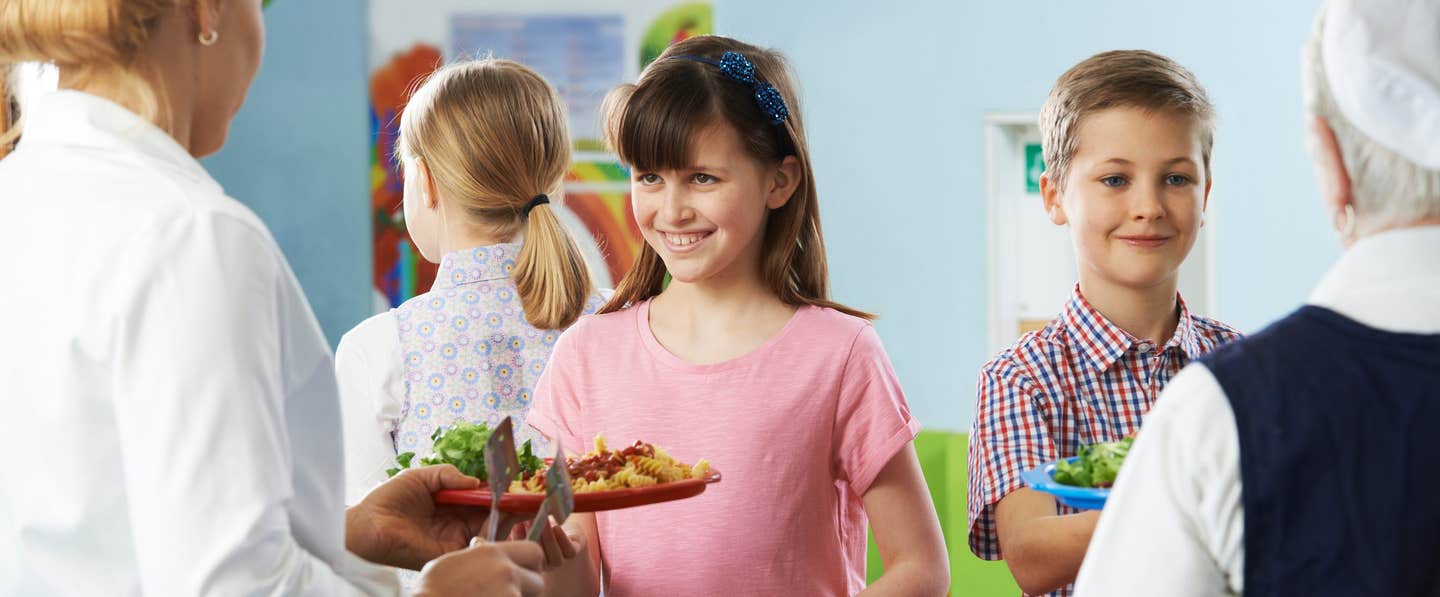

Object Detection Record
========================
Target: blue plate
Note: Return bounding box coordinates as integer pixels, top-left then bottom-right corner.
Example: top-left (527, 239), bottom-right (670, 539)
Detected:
top-left (1020, 457), bottom-right (1110, 511)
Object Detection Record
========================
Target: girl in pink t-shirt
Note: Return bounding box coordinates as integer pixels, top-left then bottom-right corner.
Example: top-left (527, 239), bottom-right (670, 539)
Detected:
top-left (529, 36), bottom-right (949, 596)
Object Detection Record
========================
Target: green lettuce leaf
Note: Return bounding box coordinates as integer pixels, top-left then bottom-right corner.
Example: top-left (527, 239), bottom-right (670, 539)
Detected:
top-left (385, 421), bottom-right (545, 481)
top-left (1052, 437), bottom-right (1133, 488)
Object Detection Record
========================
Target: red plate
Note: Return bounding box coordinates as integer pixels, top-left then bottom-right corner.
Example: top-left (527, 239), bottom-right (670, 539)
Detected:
top-left (434, 469), bottom-right (722, 513)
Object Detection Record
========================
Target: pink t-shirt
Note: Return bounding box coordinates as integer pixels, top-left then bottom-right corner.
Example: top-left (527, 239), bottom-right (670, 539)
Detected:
top-left (528, 299), bottom-right (920, 596)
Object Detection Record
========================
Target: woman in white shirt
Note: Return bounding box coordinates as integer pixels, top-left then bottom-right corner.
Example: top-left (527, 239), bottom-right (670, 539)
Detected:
top-left (0, 1), bottom-right (544, 595)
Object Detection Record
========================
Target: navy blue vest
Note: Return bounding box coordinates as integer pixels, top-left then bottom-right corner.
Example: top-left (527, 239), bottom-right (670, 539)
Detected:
top-left (1201, 306), bottom-right (1440, 596)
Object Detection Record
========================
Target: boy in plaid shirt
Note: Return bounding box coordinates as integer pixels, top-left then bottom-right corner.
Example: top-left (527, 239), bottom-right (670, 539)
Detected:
top-left (966, 50), bottom-right (1242, 597)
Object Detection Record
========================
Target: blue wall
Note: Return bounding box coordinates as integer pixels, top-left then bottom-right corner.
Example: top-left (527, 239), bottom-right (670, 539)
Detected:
top-left (205, 0), bottom-right (372, 347)
top-left (719, 0), bottom-right (1335, 430)
top-left (213, 1), bottom-right (1337, 432)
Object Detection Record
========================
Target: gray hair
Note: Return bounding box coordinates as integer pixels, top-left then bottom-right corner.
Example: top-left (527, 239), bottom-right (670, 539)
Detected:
top-left (1302, 9), bottom-right (1440, 234)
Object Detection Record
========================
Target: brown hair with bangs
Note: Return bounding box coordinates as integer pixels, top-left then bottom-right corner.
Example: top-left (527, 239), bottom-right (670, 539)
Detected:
top-left (1039, 49), bottom-right (1215, 191)
top-left (599, 35), bottom-right (871, 320)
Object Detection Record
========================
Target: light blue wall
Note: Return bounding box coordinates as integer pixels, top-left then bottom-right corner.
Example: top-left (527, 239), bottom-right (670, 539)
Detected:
top-left (719, 0), bottom-right (1336, 431)
top-left (205, 0), bottom-right (372, 347)
top-left (212, 1), bottom-right (1339, 432)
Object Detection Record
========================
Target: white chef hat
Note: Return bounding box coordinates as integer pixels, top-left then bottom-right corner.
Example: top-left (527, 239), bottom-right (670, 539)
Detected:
top-left (1322, 0), bottom-right (1440, 170)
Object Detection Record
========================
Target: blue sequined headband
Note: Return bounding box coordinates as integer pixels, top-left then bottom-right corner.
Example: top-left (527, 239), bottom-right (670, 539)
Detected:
top-left (669, 51), bottom-right (790, 126)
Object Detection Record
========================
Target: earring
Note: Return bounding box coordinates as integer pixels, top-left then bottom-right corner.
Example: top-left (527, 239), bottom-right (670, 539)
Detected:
top-left (199, 30), bottom-right (219, 46)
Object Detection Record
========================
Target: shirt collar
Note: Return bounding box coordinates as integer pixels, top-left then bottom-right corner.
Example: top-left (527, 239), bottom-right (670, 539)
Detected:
top-left (1308, 225), bottom-right (1440, 333)
top-left (432, 243), bottom-right (522, 289)
top-left (17, 90), bottom-right (222, 196)
top-left (1171, 296), bottom-right (1207, 361)
top-left (1061, 284), bottom-right (1205, 371)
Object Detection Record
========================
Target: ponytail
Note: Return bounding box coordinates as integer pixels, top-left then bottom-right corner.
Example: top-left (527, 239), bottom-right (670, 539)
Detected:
top-left (514, 199), bottom-right (594, 329)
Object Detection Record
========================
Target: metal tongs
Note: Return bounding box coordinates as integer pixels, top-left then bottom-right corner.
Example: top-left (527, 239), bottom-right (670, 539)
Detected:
top-left (526, 441), bottom-right (575, 542)
top-left (484, 417), bottom-right (521, 542)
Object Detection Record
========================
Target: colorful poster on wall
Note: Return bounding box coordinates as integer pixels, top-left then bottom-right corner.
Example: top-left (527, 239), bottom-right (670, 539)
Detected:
top-left (368, 1), bottom-right (712, 311)
top-left (450, 15), bottom-right (623, 150)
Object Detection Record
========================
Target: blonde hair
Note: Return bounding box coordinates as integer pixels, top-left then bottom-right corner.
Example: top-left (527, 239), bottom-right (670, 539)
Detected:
top-left (1, 64), bottom-right (15, 158)
top-left (1302, 10), bottom-right (1440, 234)
top-left (0, 0), bottom-right (184, 152)
top-left (1039, 50), bottom-right (1215, 191)
top-left (600, 35), bottom-right (871, 320)
top-left (397, 59), bottom-right (593, 330)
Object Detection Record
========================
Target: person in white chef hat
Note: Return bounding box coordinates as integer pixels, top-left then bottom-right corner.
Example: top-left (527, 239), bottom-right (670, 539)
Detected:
top-left (1072, 0), bottom-right (1440, 595)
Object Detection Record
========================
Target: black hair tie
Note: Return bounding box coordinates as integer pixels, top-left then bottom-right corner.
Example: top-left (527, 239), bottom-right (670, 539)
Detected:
top-left (523, 194), bottom-right (550, 217)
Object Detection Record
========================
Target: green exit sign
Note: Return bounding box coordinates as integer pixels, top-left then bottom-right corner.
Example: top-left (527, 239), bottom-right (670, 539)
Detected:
top-left (1024, 143), bottom-right (1045, 194)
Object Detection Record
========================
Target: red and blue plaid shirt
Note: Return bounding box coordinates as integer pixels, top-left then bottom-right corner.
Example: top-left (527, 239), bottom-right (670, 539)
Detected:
top-left (967, 285), bottom-right (1241, 596)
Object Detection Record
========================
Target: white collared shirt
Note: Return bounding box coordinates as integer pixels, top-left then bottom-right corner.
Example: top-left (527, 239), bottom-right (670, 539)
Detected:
top-left (1074, 225), bottom-right (1440, 596)
top-left (0, 91), bottom-right (397, 595)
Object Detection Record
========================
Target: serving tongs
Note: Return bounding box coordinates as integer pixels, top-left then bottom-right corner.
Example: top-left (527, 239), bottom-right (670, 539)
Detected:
top-left (483, 416), bottom-right (520, 542)
top-left (526, 441), bottom-right (575, 542)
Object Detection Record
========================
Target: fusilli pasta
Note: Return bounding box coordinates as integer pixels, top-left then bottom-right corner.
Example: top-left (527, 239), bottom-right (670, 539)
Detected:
top-left (510, 436), bottom-right (712, 493)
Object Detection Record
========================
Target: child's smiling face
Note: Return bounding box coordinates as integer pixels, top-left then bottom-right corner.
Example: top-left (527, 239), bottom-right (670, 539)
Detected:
top-left (1041, 106), bottom-right (1211, 292)
top-left (630, 122), bottom-right (795, 285)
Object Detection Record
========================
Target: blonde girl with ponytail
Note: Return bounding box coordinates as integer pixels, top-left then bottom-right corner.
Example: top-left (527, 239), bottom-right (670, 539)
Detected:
top-left (335, 59), bottom-right (601, 567)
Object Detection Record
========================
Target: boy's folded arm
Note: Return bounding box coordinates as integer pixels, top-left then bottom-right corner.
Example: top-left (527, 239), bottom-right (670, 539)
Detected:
top-left (968, 359), bottom-right (1076, 577)
top-left (857, 445), bottom-right (950, 596)
top-left (994, 488), bottom-right (1100, 595)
